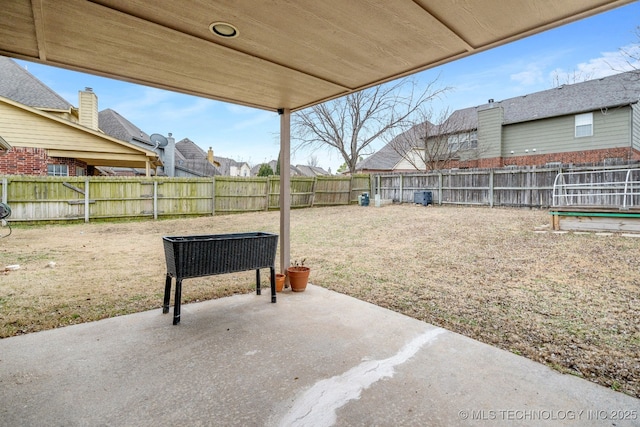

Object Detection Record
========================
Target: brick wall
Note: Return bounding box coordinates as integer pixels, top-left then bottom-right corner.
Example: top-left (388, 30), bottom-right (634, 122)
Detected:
top-left (0, 147), bottom-right (48, 175)
top-left (0, 147), bottom-right (87, 175)
top-left (500, 147), bottom-right (640, 167)
top-left (445, 147), bottom-right (640, 169)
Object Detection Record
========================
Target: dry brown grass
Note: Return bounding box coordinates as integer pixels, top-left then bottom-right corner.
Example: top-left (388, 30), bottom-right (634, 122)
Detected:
top-left (1, 205), bottom-right (639, 397)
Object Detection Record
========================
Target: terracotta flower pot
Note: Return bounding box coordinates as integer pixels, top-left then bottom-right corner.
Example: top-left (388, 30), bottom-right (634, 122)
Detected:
top-left (275, 273), bottom-right (286, 292)
top-left (287, 266), bottom-right (310, 292)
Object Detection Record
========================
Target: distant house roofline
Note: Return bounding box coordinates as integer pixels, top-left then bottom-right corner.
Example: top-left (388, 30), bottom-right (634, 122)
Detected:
top-left (0, 95), bottom-right (161, 168)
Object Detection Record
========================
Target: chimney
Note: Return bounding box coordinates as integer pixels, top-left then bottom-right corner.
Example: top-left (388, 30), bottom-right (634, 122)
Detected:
top-left (165, 133), bottom-right (175, 177)
top-left (78, 88), bottom-right (99, 130)
top-left (207, 147), bottom-right (221, 167)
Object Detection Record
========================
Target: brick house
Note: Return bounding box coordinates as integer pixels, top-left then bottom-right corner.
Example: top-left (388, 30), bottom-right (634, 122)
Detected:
top-left (357, 71), bottom-right (640, 173)
top-left (0, 57), bottom-right (161, 176)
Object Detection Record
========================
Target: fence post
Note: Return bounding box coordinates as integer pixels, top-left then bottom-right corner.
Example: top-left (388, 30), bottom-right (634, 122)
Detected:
top-left (2, 177), bottom-right (7, 204)
top-left (399, 174), bottom-right (404, 203)
top-left (371, 174), bottom-right (375, 199)
top-left (264, 176), bottom-right (270, 211)
top-left (212, 176), bottom-right (216, 216)
top-left (84, 178), bottom-right (90, 223)
top-left (153, 181), bottom-right (158, 220)
top-left (489, 169), bottom-right (494, 208)
top-left (438, 173), bottom-right (443, 205)
top-left (310, 177), bottom-right (317, 207)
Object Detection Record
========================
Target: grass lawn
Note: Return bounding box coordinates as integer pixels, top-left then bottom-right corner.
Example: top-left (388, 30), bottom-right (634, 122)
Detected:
top-left (1, 204), bottom-right (638, 398)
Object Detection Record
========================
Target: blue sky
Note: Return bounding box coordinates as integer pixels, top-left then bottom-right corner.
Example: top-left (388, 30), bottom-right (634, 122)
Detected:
top-left (15, 2), bottom-right (640, 174)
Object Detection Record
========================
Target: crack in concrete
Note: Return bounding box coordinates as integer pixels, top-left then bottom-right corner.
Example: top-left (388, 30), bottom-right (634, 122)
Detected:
top-left (277, 328), bottom-right (446, 427)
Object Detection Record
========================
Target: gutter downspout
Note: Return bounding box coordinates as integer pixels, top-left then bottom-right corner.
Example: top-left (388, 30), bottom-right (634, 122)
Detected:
top-left (278, 108), bottom-right (291, 277)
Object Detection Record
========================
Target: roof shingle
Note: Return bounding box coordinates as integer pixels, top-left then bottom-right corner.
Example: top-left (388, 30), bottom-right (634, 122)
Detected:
top-left (98, 108), bottom-right (152, 146)
top-left (0, 56), bottom-right (73, 111)
top-left (359, 70), bottom-right (640, 171)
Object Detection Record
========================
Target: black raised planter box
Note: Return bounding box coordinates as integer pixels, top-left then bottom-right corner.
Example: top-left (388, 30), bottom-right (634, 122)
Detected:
top-left (162, 232), bottom-right (279, 324)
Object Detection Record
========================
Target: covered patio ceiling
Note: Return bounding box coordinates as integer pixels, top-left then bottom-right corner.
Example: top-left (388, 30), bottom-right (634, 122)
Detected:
top-left (0, 0), bottom-right (633, 113)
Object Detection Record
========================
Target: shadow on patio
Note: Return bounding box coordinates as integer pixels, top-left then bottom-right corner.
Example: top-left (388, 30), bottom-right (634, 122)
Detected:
top-left (0, 284), bottom-right (638, 426)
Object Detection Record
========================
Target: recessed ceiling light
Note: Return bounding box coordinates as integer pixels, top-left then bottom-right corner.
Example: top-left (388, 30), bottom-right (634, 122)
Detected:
top-left (209, 22), bottom-right (239, 38)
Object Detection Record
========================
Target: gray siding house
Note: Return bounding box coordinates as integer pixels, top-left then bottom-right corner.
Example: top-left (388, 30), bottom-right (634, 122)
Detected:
top-left (358, 70), bottom-right (640, 172)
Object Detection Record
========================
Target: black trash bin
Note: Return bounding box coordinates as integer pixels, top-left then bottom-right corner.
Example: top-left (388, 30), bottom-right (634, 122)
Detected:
top-left (360, 192), bottom-right (370, 206)
top-left (413, 191), bottom-right (432, 206)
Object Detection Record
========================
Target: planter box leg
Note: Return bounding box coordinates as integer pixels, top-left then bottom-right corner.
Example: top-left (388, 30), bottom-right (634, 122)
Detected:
top-left (270, 266), bottom-right (276, 303)
top-left (255, 269), bottom-right (261, 295)
top-left (163, 274), bottom-right (172, 314)
top-left (173, 279), bottom-right (182, 325)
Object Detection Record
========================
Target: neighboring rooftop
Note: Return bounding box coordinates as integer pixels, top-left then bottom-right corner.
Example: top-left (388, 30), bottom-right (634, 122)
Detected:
top-left (357, 70), bottom-right (640, 171)
top-left (250, 160), bottom-right (330, 177)
top-left (488, 70), bottom-right (640, 125)
top-left (174, 138), bottom-right (219, 176)
top-left (0, 57), bottom-right (73, 111)
top-left (99, 108), bottom-right (152, 147)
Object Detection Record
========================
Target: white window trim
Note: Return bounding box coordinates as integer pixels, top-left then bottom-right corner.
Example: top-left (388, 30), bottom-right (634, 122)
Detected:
top-left (47, 164), bottom-right (69, 176)
top-left (575, 112), bottom-right (593, 138)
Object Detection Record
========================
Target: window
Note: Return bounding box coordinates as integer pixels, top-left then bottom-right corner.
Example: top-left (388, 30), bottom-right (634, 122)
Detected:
top-left (575, 113), bottom-right (593, 137)
top-left (447, 135), bottom-right (459, 152)
top-left (467, 131), bottom-right (478, 149)
top-left (76, 167), bottom-right (85, 176)
top-left (448, 131), bottom-right (477, 151)
top-left (47, 164), bottom-right (68, 176)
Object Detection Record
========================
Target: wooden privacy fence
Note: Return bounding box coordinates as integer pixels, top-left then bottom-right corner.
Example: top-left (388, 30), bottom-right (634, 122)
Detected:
top-left (372, 164), bottom-right (640, 209)
top-left (0, 174), bottom-right (371, 223)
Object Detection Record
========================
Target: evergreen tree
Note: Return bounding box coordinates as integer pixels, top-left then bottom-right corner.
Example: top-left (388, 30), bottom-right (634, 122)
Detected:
top-left (257, 163), bottom-right (274, 176)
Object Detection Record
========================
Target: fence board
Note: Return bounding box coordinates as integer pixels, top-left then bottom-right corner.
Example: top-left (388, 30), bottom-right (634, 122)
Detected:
top-left (373, 164), bottom-right (639, 209)
top-left (314, 176), bottom-right (352, 206)
top-left (0, 174), bottom-right (365, 222)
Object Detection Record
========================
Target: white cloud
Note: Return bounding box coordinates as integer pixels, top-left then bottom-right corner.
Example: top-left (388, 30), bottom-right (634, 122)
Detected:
top-left (111, 88), bottom-right (174, 118)
top-left (551, 43), bottom-right (640, 83)
top-left (510, 68), bottom-right (544, 86)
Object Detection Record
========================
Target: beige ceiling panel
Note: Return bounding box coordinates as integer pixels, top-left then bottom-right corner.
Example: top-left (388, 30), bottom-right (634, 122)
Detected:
top-left (39, 0), bottom-right (346, 111)
top-left (92, 0), bottom-right (470, 89)
top-left (0, 0), bottom-right (39, 57)
top-left (0, 0), bottom-right (633, 112)
top-left (420, 0), bottom-right (624, 48)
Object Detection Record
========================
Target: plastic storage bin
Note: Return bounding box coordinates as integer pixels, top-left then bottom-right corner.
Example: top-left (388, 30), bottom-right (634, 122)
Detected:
top-left (413, 191), bottom-right (432, 206)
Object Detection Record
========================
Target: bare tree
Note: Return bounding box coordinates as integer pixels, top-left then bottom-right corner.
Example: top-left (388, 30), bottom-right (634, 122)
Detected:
top-left (307, 154), bottom-right (319, 167)
top-left (292, 77), bottom-right (448, 174)
top-left (386, 107), bottom-right (479, 172)
top-left (616, 26), bottom-right (640, 74)
top-left (551, 69), bottom-right (594, 87)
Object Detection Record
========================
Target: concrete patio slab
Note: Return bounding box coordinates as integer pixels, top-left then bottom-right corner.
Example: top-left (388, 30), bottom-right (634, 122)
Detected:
top-left (0, 285), bottom-right (638, 426)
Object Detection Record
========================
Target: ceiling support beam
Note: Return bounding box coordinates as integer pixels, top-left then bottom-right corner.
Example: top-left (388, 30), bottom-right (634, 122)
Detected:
top-left (411, 1), bottom-right (474, 51)
top-left (278, 108), bottom-right (291, 278)
top-left (30, 0), bottom-right (47, 60)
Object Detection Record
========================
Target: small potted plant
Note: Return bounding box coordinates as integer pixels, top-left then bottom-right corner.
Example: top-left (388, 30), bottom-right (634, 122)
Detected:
top-left (286, 258), bottom-right (310, 292)
top-left (275, 272), bottom-right (286, 292)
